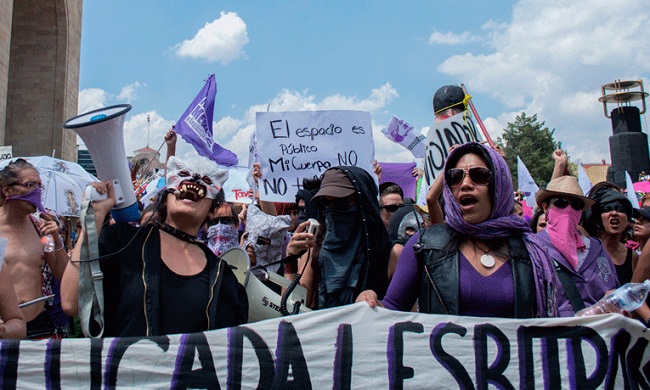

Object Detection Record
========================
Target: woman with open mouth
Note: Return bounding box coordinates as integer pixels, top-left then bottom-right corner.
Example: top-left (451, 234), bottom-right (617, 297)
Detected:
top-left (61, 155), bottom-right (248, 337)
top-left (582, 184), bottom-right (636, 285)
top-left (357, 142), bottom-right (559, 318)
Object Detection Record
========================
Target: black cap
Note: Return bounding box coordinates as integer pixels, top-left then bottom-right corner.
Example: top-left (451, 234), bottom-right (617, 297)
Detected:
top-left (634, 207), bottom-right (650, 220)
top-left (433, 85), bottom-right (465, 114)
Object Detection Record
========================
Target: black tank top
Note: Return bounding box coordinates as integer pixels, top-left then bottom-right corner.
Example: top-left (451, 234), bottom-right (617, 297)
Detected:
top-left (159, 260), bottom-right (210, 335)
top-left (615, 248), bottom-right (634, 285)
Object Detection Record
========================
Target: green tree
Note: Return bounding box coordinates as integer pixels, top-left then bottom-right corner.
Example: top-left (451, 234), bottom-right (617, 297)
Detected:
top-left (497, 112), bottom-right (562, 188)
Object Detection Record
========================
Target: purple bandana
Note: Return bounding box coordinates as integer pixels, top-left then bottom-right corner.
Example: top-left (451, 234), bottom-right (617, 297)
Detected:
top-left (6, 188), bottom-right (45, 213)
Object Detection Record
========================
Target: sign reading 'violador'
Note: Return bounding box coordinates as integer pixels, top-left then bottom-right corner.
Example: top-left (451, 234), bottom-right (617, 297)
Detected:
top-left (423, 112), bottom-right (484, 188)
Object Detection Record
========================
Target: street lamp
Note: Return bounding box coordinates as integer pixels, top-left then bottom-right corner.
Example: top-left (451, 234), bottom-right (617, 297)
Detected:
top-left (598, 79), bottom-right (649, 187)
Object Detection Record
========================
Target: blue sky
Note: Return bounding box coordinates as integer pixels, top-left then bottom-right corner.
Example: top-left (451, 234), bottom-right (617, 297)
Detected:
top-left (78, 0), bottom-right (650, 169)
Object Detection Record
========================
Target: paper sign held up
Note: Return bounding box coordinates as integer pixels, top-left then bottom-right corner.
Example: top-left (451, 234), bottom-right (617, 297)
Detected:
top-left (222, 166), bottom-right (254, 204)
top-left (255, 110), bottom-right (375, 202)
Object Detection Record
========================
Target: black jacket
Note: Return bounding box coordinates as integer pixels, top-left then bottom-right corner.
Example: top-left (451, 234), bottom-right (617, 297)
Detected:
top-left (415, 224), bottom-right (537, 318)
top-left (99, 224), bottom-right (248, 337)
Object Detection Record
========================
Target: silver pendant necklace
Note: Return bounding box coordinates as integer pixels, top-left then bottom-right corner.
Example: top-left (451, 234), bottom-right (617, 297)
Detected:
top-left (474, 241), bottom-right (496, 268)
top-left (480, 253), bottom-right (496, 268)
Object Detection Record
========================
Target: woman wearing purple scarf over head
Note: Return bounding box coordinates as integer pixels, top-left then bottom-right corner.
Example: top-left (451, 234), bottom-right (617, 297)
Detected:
top-left (357, 142), bottom-right (559, 318)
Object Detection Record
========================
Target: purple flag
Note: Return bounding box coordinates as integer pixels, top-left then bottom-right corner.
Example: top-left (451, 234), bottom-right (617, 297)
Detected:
top-left (175, 74), bottom-right (238, 166)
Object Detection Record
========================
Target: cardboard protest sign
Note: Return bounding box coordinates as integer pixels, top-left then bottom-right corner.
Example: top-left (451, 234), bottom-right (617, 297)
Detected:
top-left (255, 111), bottom-right (375, 202)
top-left (0, 146), bottom-right (12, 161)
top-left (423, 112), bottom-right (484, 189)
top-left (222, 166), bottom-right (254, 204)
top-left (378, 162), bottom-right (417, 200)
top-left (3, 303), bottom-right (648, 388)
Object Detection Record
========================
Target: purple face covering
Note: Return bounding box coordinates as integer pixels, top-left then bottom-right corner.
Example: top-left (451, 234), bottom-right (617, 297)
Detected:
top-left (207, 224), bottom-right (240, 257)
top-left (6, 188), bottom-right (45, 213)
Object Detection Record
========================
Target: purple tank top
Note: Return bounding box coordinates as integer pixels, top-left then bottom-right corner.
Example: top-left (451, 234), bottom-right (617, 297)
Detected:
top-left (459, 252), bottom-right (515, 317)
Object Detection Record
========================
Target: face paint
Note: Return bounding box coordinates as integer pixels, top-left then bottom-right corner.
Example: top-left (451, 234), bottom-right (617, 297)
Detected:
top-left (166, 156), bottom-right (228, 200)
top-left (6, 188), bottom-right (45, 213)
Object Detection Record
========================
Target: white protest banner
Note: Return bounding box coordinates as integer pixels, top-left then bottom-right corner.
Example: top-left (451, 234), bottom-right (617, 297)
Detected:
top-left (381, 115), bottom-right (427, 158)
top-left (0, 146), bottom-right (12, 161)
top-left (223, 166), bottom-right (254, 204)
top-left (2, 303), bottom-right (648, 388)
top-left (423, 112), bottom-right (483, 188)
top-left (255, 110), bottom-right (375, 202)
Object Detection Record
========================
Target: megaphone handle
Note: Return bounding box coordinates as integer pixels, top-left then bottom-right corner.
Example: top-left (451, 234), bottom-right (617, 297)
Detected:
top-left (266, 271), bottom-right (292, 289)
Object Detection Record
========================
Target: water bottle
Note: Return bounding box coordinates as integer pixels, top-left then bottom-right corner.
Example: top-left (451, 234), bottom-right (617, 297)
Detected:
top-left (576, 280), bottom-right (650, 316)
top-left (41, 234), bottom-right (55, 253)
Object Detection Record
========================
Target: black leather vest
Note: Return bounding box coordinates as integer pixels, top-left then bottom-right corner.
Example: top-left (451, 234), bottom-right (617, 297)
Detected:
top-left (414, 224), bottom-right (537, 318)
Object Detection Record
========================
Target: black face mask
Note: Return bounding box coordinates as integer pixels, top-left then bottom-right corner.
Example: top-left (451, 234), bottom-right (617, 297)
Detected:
top-left (319, 203), bottom-right (365, 307)
top-left (323, 205), bottom-right (361, 250)
top-left (296, 211), bottom-right (309, 227)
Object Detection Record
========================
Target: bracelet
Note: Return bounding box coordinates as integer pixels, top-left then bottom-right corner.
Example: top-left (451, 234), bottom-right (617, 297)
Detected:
top-left (54, 237), bottom-right (65, 251)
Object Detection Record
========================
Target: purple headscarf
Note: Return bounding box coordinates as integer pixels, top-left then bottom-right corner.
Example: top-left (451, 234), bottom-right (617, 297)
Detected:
top-left (442, 142), bottom-right (558, 317)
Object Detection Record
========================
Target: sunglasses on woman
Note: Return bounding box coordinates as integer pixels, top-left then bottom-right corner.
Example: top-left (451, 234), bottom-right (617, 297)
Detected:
top-left (550, 197), bottom-right (585, 211)
top-left (209, 216), bottom-right (237, 225)
top-left (445, 167), bottom-right (492, 187)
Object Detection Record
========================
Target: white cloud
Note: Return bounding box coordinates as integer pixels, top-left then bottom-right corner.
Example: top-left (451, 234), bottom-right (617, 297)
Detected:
top-left (116, 82), bottom-right (146, 102)
top-left (78, 82), bottom-right (145, 115)
top-left (78, 88), bottom-right (107, 114)
top-left (174, 11), bottom-right (249, 64)
top-left (437, 0), bottom-right (650, 164)
top-left (428, 30), bottom-right (481, 45)
top-left (122, 111), bottom-right (175, 157)
top-left (214, 83), bottom-right (402, 166)
top-left (113, 83), bottom-right (405, 168)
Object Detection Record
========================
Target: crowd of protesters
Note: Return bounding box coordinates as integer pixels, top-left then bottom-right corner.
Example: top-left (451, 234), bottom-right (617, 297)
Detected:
top-left (2, 84), bottom-right (650, 340)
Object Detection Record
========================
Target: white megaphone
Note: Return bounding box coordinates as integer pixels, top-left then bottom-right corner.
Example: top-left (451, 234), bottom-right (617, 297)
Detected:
top-left (64, 104), bottom-right (140, 222)
top-left (220, 247), bottom-right (311, 323)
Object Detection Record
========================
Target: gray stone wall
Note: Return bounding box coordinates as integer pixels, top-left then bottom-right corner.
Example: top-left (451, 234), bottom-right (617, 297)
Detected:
top-left (1, 0), bottom-right (81, 161)
top-left (0, 0), bottom-right (14, 147)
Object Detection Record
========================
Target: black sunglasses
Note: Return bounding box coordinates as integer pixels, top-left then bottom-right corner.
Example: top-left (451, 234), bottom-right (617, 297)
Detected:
top-left (601, 203), bottom-right (626, 214)
top-left (551, 197), bottom-right (584, 211)
top-left (209, 216), bottom-right (237, 226)
top-left (381, 204), bottom-right (404, 213)
top-left (445, 167), bottom-right (492, 187)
